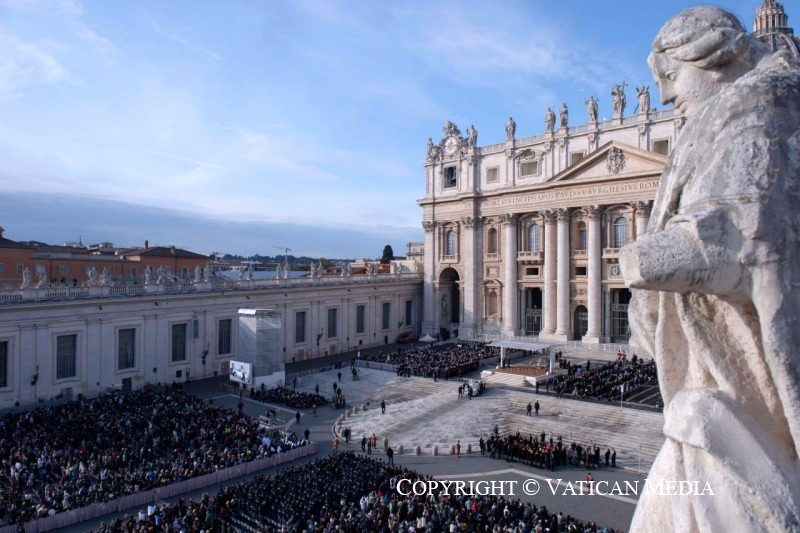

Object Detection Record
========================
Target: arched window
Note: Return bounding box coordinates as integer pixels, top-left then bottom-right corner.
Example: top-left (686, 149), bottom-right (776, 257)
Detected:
top-left (613, 216), bottom-right (629, 247)
top-left (445, 230), bottom-right (456, 256)
top-left (576, 222), bottom-right (587, 251)
top-left (487, 228), bottom-right (498, 254)
top-left (528, 224), bottom-right (541, 251)
top-left (487, 289), bottom-right (498, 316)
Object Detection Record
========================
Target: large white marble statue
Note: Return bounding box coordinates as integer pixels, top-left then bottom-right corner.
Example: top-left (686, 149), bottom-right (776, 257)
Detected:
top-left (20, 268), bottom-right (31, 289)
top-left (620, 6), bottom-right (800, 532)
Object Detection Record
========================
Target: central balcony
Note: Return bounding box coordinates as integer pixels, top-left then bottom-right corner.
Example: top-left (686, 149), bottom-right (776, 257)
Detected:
top-left (516, 251), bottom-right (543, 262)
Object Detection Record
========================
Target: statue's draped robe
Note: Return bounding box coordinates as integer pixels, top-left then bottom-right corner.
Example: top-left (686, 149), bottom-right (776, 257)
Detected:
top-left (621, 51), bottom-right (800, 532)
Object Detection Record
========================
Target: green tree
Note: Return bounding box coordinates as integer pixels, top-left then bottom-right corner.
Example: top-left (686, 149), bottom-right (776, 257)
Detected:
top-left (381, 245), bottom-right (394, 263)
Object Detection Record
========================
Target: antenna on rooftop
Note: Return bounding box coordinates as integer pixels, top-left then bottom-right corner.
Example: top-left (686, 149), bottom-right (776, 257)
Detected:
top-left (274, 246), bottom-right (291, 266)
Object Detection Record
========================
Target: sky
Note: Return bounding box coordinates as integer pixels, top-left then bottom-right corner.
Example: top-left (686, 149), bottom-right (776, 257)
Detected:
top-left (0, 0), bottom-right (779, 257)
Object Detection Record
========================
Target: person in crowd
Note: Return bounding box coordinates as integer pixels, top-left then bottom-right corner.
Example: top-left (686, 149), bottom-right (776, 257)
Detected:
top-left (0, 384), bottom-right (306, 526)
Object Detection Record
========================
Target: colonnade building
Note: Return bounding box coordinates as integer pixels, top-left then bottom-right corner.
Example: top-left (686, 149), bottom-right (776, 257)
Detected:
top-left (420, 104), bottom-right (682, 343)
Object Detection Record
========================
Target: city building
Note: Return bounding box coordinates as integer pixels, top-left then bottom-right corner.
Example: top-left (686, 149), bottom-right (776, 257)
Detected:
top-left (0, 272), bottom-right (421, 407)
top-left (0, 227), bottom-right (208, 287)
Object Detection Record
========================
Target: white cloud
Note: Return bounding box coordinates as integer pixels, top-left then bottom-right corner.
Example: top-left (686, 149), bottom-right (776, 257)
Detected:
top-left (150, 20), bottom-right (220, 62)
top-left (0, 29), bottom-right (66, 96)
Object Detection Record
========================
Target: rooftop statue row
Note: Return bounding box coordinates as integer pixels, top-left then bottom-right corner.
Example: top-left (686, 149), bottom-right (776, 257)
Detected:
top-left (427, 84), bottom-right (655, 159)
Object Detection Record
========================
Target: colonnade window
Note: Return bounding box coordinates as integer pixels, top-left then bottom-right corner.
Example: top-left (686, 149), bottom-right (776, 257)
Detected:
top-left (614, 216), bottom-right (630, 247)
top-left (445, 230), bottom-right (456, 256)
top-left (577, 222), bottom-right (587, 250)
top-left (528, 224), bottom-right (541, 251)
top-left (487, 228), bottom-right (498, 254)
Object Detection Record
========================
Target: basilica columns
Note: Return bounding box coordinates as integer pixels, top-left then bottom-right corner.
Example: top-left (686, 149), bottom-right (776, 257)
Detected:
top-left (461, 217), bottom-right (478, 336)
top-left (422, 221), bottom-right (436, 335)
top-left (541, 211), bottom-right (557, 335)
top-left (502, 214), bottom-right (519, 336)
top-left (554, 208), bottom-right (571, 339)
top-left (634, 201), bottom-right (651, 239)
top-left (583, 206), bottom-right (603, 343)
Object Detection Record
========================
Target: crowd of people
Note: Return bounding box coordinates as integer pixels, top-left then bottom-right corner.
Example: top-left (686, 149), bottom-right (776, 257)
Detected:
top-left (362, 341), bottom-right (500, 380)
top-left (482, 431), bottom-right (617, 471)
top-left (97, 452), bottom-right (620, 532)
top-left (553, 356), bottom-right (660, 406)
top-left (0, 384), bottom-right (305, 526)
top-left (250, 384), bottom-right (327, 409)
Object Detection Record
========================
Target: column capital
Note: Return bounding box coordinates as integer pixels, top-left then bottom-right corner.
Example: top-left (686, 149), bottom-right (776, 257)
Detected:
top-left (631, 200), bottom-right (651, 216)
top-left (422, 221), bottom-right (436, 233)
top-left (554, 207), bottom-right (571, 221)
top-left (460, 216), bottom-right (479, 228)
top-left (581, 205), bottom-right (603, 219)
top-left (542, 210), bottom-right (558, 224)
top-left (500, 213), bottom-right (519, 227)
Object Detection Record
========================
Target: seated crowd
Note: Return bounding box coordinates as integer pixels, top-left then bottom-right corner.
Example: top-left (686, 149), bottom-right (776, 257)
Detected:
top-left (553, 357), bottom-right (659, 405)
top-left (95, 452), bottom-right (620, 532)
top-left (0, 384), bottom-right (305, 526)
top-left (362, 341), bottom-right (500, 380)
top-left (483, 431), bottom-right (617, 471)
top-left (250, 384), bottom-right (326, 409)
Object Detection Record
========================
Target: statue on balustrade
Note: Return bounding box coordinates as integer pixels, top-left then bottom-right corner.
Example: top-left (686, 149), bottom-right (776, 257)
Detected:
top-left (559, 103), bottom-right (568, 128)
top-left (144, 267), bottom-right (154, 285)
top-left (156, 265), bottom-right (168, 284)
top-left (611, 82), bottom-right (626, 119)
top-left (86, 266), bottom-right (99, 287)
top-left (193, 265), bottom-right (203, 283)
top-left (20, 268), bottom-right (31, 289)
top-left (636, 85), bottom-right (650, 114)
top-left (35, 267), bottom-right (47, 289)
top-left (505, 116), bottom-right (516, 140)
top-left (619, 6), bottom-right (800, 531)
top-left (585, 95), bottom-right (599, 123)
top-left (467, 125), bottom-right (478, 148)
top-left (544, 107), bottom-right (555, 133)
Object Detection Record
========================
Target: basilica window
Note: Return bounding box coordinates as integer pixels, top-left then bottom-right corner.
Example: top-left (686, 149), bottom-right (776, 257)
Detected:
top-left (445, 230), bottom-right (456, 256)
top-left (652, 139), bottom-right (670, 155)
top-left (570, 152), bottom-right (585, 166)
top-left (614, 216), bottom-right (630, 247)
top-left (577, 221), bottom-right (587, 250)
top-left (487, 289), bottom-right (499, 317)
top-left (443, 167), bottom-right (457, 188)
top-left (487, 228), bottom-right (498, 254)
top-left (486, 167), bottom-right (499, 183)
top-left (527, 224), bottom-right (541, 251)
top-left (520, 161), bottom-right (539, 176)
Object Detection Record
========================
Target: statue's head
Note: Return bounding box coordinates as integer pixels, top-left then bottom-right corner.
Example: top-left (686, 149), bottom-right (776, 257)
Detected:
top-left (649, 6), bottom-right (762, 116)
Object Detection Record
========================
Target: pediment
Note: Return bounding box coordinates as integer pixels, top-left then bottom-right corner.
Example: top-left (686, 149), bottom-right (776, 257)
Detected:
top-left (548, 141), bottom-right (666, 183)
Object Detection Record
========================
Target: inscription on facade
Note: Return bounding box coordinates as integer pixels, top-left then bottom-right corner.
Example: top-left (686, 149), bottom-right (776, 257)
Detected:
top-left (482, 180), bottom-right (659, 208)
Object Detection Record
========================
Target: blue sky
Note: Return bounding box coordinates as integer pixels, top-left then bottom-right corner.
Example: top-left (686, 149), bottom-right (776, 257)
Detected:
top-left (0, 0), bottom-right (777, 257)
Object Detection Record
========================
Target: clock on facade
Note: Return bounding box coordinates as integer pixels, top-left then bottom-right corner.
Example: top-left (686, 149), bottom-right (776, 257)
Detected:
top-left (443, 136), bottom-right (459, 155)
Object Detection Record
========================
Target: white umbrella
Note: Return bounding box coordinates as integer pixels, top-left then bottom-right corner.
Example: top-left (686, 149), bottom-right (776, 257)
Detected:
top-left (419, 334), bottom-right (436, 342)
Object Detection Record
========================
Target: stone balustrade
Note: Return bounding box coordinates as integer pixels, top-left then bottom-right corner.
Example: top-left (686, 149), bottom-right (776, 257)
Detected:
top-left (0, 272), bottom-right (423, 304)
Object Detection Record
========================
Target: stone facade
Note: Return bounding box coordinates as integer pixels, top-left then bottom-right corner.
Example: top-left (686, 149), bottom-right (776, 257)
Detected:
top-left (420, 106), bottom-right (681, 343)
top-left (0, 274), bottom-right (421, 407)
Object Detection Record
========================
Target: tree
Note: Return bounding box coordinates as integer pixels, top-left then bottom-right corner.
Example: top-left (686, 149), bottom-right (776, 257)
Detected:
top-left (381, 245), bottom-right (394, 263)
